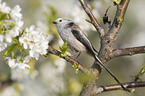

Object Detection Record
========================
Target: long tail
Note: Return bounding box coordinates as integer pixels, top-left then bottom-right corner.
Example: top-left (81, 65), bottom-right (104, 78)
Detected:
top-left (94, 55), bottom-right (130, 92)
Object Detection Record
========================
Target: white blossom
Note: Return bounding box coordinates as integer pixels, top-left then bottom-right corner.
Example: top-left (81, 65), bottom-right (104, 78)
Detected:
top-left (0, 2), bottom-right (23, 52)
top-left (0, 42), bottom-right (7, 52)
top-left (5, 20), bottom-right (24, 43)
top-left (0, 2), bottom-right (10, 13)
top-left (19, 25), bottom-right (49, 60)
top-left (0, 35), bottom-right (7, 51)
top-left (10, 5), bottom-right (22, 21)
top-left (0, 1), bottom-right (50, 70)
top-left (17, 62), bottom-right (30, 69)
top-left (23, 56), bottom-right (31, 63)
top-left (8, 59), bottom-right (17, 68)
top-left (0, 35), bottom-right (4, 42)
top-left (6, 57), bottom-right (30, 69)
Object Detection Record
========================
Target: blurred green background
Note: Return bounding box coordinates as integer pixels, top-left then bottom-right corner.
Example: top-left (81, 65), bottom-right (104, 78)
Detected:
top-left (0, 0), bottom-right (145, 96)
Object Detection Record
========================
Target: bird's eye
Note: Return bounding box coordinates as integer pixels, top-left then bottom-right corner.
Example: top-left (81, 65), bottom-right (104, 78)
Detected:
top-left (59, 19), bottom-right (62, 22)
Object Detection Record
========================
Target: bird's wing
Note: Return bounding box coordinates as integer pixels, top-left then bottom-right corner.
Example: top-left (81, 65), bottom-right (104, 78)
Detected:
top-left (71, 27), bottom-right (95, 55)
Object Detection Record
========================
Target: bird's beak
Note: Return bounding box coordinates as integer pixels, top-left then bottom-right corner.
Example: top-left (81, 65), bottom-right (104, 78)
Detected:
top-left (52, 21), bottom-right (57, 24)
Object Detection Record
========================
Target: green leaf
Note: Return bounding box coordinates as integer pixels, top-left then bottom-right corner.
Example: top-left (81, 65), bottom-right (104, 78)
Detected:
top-left (59, 41), bottom-right (71, 60)
top-left (16, 44), bottom-right (24, 51)
top-left (130, 89), bottom-right (136, 93)
top-left (9, 22), bottom-right (16, 29)
top-left (139, 65), bottom-right (145, 76)
top-left (131, 65), bottom-right (145, 81)
top-left (59, 41), bottom-right (68, 54)
top-left (0, 12), bottom-right (7, 21)
top-left (3, 44), bottom-right (17, 58)
top-left (73, 63), bottom-right (79, 74)
top-left (64, 51), bottom-right (71, 57)
top-left (117, 17), bottom-right (123, 23)
top-left (19, 29), bottom-right (25, 37)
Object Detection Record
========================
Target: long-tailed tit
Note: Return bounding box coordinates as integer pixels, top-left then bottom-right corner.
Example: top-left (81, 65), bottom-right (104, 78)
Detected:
top-left (53, 18), bottom-right (129, 91)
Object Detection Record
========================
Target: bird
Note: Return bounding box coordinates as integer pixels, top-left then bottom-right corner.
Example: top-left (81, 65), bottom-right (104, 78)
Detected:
top-left (53, 18), bottom-right (129, 92)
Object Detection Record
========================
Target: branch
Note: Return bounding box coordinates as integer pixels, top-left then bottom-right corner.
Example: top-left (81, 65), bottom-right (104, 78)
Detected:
top-left (47, 46), bottom-right (100, 75)
top-left (96, 81), bottom-right (145, 94)
top-left (80, 80), bottom-right (97, 96)
top-left (106, 0), bottom-right (130, 44)
top-left (110, 46), bottom-right (145, 59)
top-left (99, 0), bottom-right (130, 61)
top-left (79, 0), bottom-right (105, 37)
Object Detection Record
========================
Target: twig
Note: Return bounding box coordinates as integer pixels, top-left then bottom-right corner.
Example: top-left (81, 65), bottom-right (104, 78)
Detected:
top-left (79, 0), bottom-right (132, 95)
top-left (79, 0), bottom-right (105, 37)
top-left (103, 6), bottom-right (111, 26)
top-left (99, 0), bottom-right (130, 61)
top-left (106, 0), bottom-right (130, 43)
top-left (47, 46), bottom-right (92, 74)
top-left (110, 46), bottom-right (145, 59)
top-left (96, 81), bottom-right (145, 94)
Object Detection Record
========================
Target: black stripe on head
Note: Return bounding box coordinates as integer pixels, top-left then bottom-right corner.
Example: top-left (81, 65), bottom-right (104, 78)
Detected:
top-left (64, 22), bottom-right (75, 29)
top-left (68, 22), bottom-right (75, 27)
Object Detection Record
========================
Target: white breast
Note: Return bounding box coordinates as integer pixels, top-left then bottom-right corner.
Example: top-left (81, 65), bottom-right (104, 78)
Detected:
top-left (57, 27), bottom-right (86, 52)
